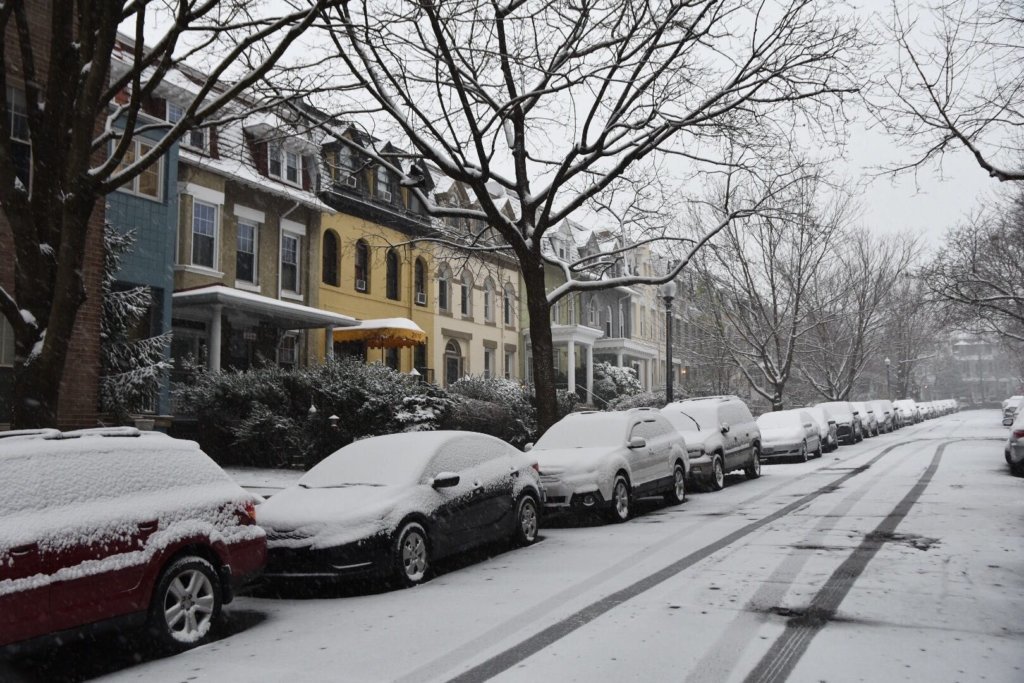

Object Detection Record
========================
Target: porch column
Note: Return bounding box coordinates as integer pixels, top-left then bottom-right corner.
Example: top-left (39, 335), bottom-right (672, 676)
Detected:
top-left (566, 340), bottom-right (576, 394)
top-left (616, 352), bottom-right (623, 368)
top-left (208, 304), bottom-right (223, 373)
top-left (585, 344), bottom-right (594, 403)
top-left (325, 326), bottom-right (335, 361)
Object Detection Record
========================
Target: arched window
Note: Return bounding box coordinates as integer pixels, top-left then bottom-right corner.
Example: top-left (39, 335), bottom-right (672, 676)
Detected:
top-left (460, 272), bottom-right (473, 317)
top-left (322, 230), bottom-right (340, 286)
top-left (444, 339), bottom-right (464, 386)
top-left (483, 279), bottom-right (495, 322)
top-left (588, 300), bottom-right (597, 326)
top-left (438, 264), bottom-right (451, 311)
top-left (385, 248), bottom-right (400, 300)
top-left (354, 239), bottom-right (370, 292)
top-left (414, 258), bottom-right (427, 305)
top-left (503, 284), bottom-right (515, 326)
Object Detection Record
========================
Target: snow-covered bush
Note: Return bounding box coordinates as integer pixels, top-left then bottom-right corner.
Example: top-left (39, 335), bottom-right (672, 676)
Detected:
top-left (608, 390), bottom-right (668, 411)
top-left (447, 376), bottom-right (536, 446)
top-left (590, 362), bottom-right (643, 405)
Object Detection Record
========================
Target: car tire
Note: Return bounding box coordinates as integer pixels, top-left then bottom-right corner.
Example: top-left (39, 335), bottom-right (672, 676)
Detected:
top-left (664, 463), bottom-right (687, 505)
top-left (606, 474), bottom-right (632, 522)
top-left (512, 494), bottom-right (540, 546)
top-left (814, 441), bottom-right (823, 458)
top-left (708, 454), bottom-right (726, 491)
top-left (148, 556), bottom-right (222, 652)
top-left (744, 447), bottom-right (761, 479)
top-left (392, 521), bottom-right (430, 587)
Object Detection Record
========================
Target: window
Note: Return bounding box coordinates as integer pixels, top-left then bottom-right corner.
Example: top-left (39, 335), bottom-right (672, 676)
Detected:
top-left (385, 347), bottom-right (400, 370)
top-left (589, 301), bottom-right (597, 326)
top-left (483, 280), bottom-right (494, 322)
top-left (460, 274), bottom-right (473, 317)
top-left (191, 200), bottom-right (217, 268)
top-left (386, 249), bottom-right (400, 300)
top-left (438, 265), bottom-right (451, 311)
top-left (278, 333), bottom-right (297, 368)
top-left (504, 351), bottom-right (515, 380)
top-left (483, 348), bottom-right (494, 379)
top-left (281, 233), bottom-right (300, 293)
top-left (0, 317), bottom-right (14, 366)
top-left (605, 306), bottom-right (613, 337)
top-left (414, 343), bottom-right (427, 373)
top-left (444, 340), bottom-right (463, 386)
top-left (236, 221), bottom-right (258, 284)
top-left (619, 304), bottom-right (625, 336)
top-left (269, 144), bottom-right (301, 185)
top-left (376, 165), bottom-right (391, 200)
top-left (6, 86), bottom-right (30, 188)
top-left (355, 239), bottom-right (370, 292)
top-left (115, 139), bottom-right (162, 199)
top-left (414, 259), bottom-right (427, 306)
top-left (568, 296), bottom-right (576, 325)
top-left (166, 102), bottom-right (207, 151)
top-left (503, 285), bottom-right (514, 326)
top-left (322, 230), bottom-right (340, 286)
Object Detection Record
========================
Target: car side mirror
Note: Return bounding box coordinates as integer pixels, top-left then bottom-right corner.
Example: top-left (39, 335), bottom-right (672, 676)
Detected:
top-left (431, 472), bottom-right (460, 488)
top-left (627, 436), bottom-right (646, 449)
top-left (720, 423), bottom-right (731, 434)
top-left (524, 442), bottom-right (534, 452)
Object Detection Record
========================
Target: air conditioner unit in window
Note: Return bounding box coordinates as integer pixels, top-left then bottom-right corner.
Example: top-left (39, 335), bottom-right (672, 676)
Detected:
top-left (415, 292), bottom-right (427, 305)
top-left (380, 190), bottom-right (392, 203)
top-left (345, 175), bottom-right (358, 188)
top-left (356, 279), bottom-right (367, 292)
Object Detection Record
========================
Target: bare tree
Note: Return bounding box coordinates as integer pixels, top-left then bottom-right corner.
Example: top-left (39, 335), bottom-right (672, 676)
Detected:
top-left (799, 233), bottom-right (921, 400)
top-left (883, 276), bottom-right (941, 399)
top-left (307, 0), bottom-right (863, 431)
top-left (923, 185), bottom-right (1024, 343)
top-left (0, 1), bottom-right (343, 428)
top-left (880, 0), bottom-right (1024, 181)
top-left (692, 171), bottom-right (847, 411)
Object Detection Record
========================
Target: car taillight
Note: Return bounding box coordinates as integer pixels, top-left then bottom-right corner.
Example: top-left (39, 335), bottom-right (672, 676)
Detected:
top-left (236, 501), bottom-right (257, 526)
top-left (1013, 430), bottom-right (1024, 440)
top-left (531, 461), bottom-right (540, 473)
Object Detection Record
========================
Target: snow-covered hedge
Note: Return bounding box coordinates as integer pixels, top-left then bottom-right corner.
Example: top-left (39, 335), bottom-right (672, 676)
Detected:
top-left (589, 362), bottom-right (643, 405)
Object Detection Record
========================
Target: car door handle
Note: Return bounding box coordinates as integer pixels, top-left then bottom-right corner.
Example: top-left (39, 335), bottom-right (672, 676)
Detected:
top-left (11, 544), bottom-right (37, 557)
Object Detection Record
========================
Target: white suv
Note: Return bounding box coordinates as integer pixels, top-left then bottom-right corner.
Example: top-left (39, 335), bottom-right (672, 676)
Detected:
top-left (661, 396), bottom-right (762, 490)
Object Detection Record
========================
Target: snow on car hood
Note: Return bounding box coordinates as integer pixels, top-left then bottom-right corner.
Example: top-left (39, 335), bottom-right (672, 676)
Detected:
top-left (533, 446), bottom-right (619, 474)
top-left (760, 427), bottom-right (804, 445)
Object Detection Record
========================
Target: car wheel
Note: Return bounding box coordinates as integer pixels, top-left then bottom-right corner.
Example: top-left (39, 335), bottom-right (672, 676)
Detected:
top-left (393, 521), bottom-right (430, 587)
top-left (513, 494), bottom-right (540, 546)
top-left (606, 474), bottom-right (631, 522)
top-left (665, 463), bottom-right (687, 505)
top-left (708, 454), bottom-right (726, 491)
top-left (149, 556), bottom-right (222, 651)
top-left (744, 447), bottom-right (761, 479)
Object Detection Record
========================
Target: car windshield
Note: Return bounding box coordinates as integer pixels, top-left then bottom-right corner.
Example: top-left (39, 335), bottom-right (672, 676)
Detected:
top-left (819, 402), bottom-right (852, 420)
top-left (669, 404), bottom-right (718, 430)
top-left (758, 412), bottom-right (799, 429)
top-left (299, 438), bottom-right (433, 487)
top-left (535, 416), bottom-right (626, 449)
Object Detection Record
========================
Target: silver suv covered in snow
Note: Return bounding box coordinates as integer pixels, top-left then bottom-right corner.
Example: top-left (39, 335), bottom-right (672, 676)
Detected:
top-left (661, 396), bottom-right (761, 490)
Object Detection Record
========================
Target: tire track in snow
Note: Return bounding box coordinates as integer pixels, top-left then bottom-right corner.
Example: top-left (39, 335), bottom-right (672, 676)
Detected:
top-left (742, 441), bottom-right (949, 683)
top-left (445, 440), bottom-right (919, 683)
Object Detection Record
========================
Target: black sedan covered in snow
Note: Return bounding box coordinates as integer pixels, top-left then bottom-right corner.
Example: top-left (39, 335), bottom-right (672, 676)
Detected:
top-left (257, 431), bottom-right (542, 587)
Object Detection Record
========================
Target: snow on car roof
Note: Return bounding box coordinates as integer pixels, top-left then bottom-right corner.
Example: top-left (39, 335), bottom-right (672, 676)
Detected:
top-left (757, 411), bottom-right (801, 427)
top-left (534, 412), bottom-right (632, 449)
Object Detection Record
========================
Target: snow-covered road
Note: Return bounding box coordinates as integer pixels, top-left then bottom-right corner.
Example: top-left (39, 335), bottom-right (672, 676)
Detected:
top-left (6, 410), bottom-right (1022, 682)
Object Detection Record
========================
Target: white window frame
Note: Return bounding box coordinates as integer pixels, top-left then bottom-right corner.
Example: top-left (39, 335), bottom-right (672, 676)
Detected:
top-left (483, 281), bottom-right (494, 322)
top-left (277, 332), bottom-right (298, 368)
top-left (438, 267), bottom-right (451, 312)
top-left (190, 199), bottom-right (218, 270)
top-left (483, 348), bottom-right (494, 379)
top-left (235, 220), bottom-right (259, 288)
top-left (460, 274), bottom-right (473, 317)
top-left (503, 286), bottom-right (514, 326)
top-left (0, 317), bottom-right (14, 367)
top-left (268, 144), bottom-right (303, 187)
top-left (7, 85), bottom-right (31, 191)
top-left (504, 351), bottom-right (515, 380)
top-left (166, 101), bottom-right (207, 151)
top-left (280, 231), bottom-right (301, 297)
top-left (115, 138), bottom-right (163, 201)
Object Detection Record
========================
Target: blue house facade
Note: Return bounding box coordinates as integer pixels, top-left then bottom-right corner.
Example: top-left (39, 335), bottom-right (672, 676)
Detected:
top-left (105, 130), bottom-right (179, 415)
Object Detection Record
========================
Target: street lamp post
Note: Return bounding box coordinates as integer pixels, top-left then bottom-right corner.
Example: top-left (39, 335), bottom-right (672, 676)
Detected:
top-left (660, 281), bottom-right (678, 404)
top-left (885, 357), bottom-right (891, 400)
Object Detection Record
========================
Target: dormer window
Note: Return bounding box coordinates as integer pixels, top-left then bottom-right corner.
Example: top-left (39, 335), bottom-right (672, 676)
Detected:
top-left (166, 102), bottom-right (207, 151)
top-left (269, 143), bottom-right (301, 186)
top-left (376, 165), bottom-right (392, 202)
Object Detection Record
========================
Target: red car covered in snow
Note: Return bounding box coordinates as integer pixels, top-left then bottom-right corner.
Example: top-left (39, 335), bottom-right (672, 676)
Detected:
top-left (0, 428), bottom-right (265, 653)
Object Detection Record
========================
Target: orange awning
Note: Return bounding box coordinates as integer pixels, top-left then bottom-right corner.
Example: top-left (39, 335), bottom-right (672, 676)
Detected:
top-left (332, 317), bottom-right (427, 348)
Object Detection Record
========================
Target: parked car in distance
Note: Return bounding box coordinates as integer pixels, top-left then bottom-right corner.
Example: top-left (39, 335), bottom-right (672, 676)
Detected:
top-left (893, 399), bottom-right (922, 425)
top-left (870, 400), bottom-right (896, 433)
top-left (756, 410), bottom-right (822, 462)
top-left (661, 396), bottom-right (761, 491)
top-left (805, 405), bottom-right (839, 452)
top-left (851, 402), bottom-right (878, 437)
top-left (816, 401), bottom-right (862, 445)
top-left (0, 428), bottom-right (265, 653)
top-left (258, 431), bottom-right (542, 587)
top-left (530, 408), bottom-right (688, 522)
top-left (1002, 396), bottom-right (1023, 426)
top-left (1004, 413), bottom-right (1024, 476)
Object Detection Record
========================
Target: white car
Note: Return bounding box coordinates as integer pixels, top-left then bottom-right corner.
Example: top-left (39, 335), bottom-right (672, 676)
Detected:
top-left (893, 399), bottom-right (921, 425)
top-left (805, 405), bottom-right (838, 451)
top-left (531, 408), bottom-right (689, 522)
top-left (851, 402), bottom-right (878, 436)
top-left (1005, 413), bottom-right (1024, 477)
top-left (1002, 396), bottom-right (1023, 425)
top-left (870, 399), bottom-right (896, 432)
top-left (756, 410), bottom-right (822, 462)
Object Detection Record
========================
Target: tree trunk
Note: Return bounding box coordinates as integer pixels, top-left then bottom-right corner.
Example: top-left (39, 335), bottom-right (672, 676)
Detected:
top-left (523, 260), bottom-right (558, 436)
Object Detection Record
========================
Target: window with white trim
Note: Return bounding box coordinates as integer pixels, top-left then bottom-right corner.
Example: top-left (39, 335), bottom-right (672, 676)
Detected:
top-left (269, 144), bottom-right (302, 186)
top-left (0, 317), bottom-right (14, 367)
top-left (483, 348), bottom-right (495, 379)
top-left (483, 280), bottom-right (494, 322)
top-left (281, 232), bottom-right (300, 293)
top-left (504, 351), bottom-right (515, 380)
top-left (6, 86), bottom-right (30, 189)
top-left (503, 285), bottom-right (514, 326)
top-left (191, 200), bottom-right (217, 269)
top-left (438, 265), bottom-right (451, 311)
top-left (115, 138), bottom-right (162, 200)
top-left (236, 221), bottom-right (258, 284)
top-left (278, 333), bottom-right (298, 368)
top-left (460, 273), bottom-right (473, 317)
top-left (165, 102), bottom-right (207, 151)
